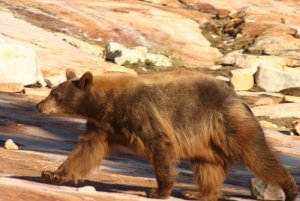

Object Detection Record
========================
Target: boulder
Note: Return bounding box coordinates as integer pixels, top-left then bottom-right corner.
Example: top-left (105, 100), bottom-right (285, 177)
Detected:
top-left (252, 103), bottom-right (300, 118)
top-left (250, 177), bottom-right (285, 201)
top-left (104, 42), bottom-right (147, 65)
top-left (230, 68), bottom-right (254, 91)
top-left (4, 139), bottom-right (19, 150)
top-left (255, 66), bottom-right (300, 92)
top-left (222, 51), bottom-right (287, 72)
top-left (146, 53), bottom-right (172, 67)
top-left (249, 35), bottom-right (300, 58)
top-left (0, 44), bottom-right (46, 86)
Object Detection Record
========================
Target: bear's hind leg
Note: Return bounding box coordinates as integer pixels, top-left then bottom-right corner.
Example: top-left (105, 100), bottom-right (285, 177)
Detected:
top-left (184, 160), bottom-right (227, 201)
top-left (146, 140), bottom-right (178, 199)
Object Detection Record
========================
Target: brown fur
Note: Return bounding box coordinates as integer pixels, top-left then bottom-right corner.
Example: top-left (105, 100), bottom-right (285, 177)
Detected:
top-left (37, 70), bottom-right (297, 201)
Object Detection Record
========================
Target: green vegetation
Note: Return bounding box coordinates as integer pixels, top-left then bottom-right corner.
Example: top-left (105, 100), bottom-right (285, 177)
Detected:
top-left (256, 116), bottom-right (297, 129)
top-left (122, 59), bottom-right (156, 70)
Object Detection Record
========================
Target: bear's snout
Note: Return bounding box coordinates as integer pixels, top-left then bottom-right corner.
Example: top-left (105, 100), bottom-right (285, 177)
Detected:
top-left (36, 101), bottom-right (44, 113)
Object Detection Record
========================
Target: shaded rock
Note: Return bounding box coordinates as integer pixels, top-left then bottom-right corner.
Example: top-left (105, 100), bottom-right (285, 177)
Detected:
top-left (250, 177), bottom-right (285, 201)
top-left (231, 68), bottom-right (254, 91)
top-left (255, 66), bottom-right (300, 92)
top-left (252, 103), bottom-right (300, 118)
top-left (0, 83), bottom-right (24, 93)
top-left (0, 44), bottom-right (45, 86)
top-left (146, 53), bottom-right (172, 67)
top-left (4, 139), bottom-right (19, 150)
top-left (280, 87), bottom-right (300, 97)
top-left (77, 186), bottom-right (96, 193)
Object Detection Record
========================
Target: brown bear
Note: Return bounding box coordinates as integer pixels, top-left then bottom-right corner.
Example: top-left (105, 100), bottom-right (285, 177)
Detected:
top-left (37, 70), bottom-right (297, 201)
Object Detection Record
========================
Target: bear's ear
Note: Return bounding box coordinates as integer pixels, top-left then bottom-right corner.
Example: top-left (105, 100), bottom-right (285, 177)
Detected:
top-left (76, 72), bottom-right (93, 89)
top-left (66, 68), bottom-right (77, 80)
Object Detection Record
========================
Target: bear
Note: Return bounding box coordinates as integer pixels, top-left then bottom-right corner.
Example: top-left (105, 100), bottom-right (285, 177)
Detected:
top-left (37, 70), bottom-right (297, 201)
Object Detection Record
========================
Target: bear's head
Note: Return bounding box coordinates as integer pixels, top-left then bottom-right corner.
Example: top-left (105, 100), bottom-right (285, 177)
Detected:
top-left (37, 71), bottom-right (93, 116)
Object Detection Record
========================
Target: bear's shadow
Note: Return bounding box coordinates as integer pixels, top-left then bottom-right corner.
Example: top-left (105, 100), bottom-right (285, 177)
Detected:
top-left (11, 176), bottom-right (252, 200)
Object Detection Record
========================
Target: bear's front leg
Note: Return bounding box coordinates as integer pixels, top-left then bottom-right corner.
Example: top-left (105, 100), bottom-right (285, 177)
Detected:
top-left (42, 127), bottom-right (109, 184)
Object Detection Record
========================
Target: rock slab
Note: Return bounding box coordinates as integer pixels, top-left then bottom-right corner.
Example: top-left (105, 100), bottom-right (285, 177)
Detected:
top-left (255, 66), bottom-right (300, 92)
top-left (0, 44), bottom-right (45, 86)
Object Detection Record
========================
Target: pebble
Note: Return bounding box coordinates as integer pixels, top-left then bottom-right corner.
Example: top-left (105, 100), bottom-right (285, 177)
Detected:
top-left (77, 186), bottom-right (96, 193)
top-left (4, 139), bottom-right (19, 150)
top-left (250, 177), bottom-right (285, 201)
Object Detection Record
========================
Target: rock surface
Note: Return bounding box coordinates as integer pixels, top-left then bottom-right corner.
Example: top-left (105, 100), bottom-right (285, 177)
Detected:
top-left (0, 0), bottom-right (300, 200)
top-left (0, 0), bottom-right (222, 70)
top-left (0, 83), bottom-right (24, 93)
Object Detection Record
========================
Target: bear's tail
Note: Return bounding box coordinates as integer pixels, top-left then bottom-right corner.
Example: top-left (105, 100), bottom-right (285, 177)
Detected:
top-left (242, 144), bottom-right (297, 200)
top-left (226, 100), bottom-right (298, 201)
